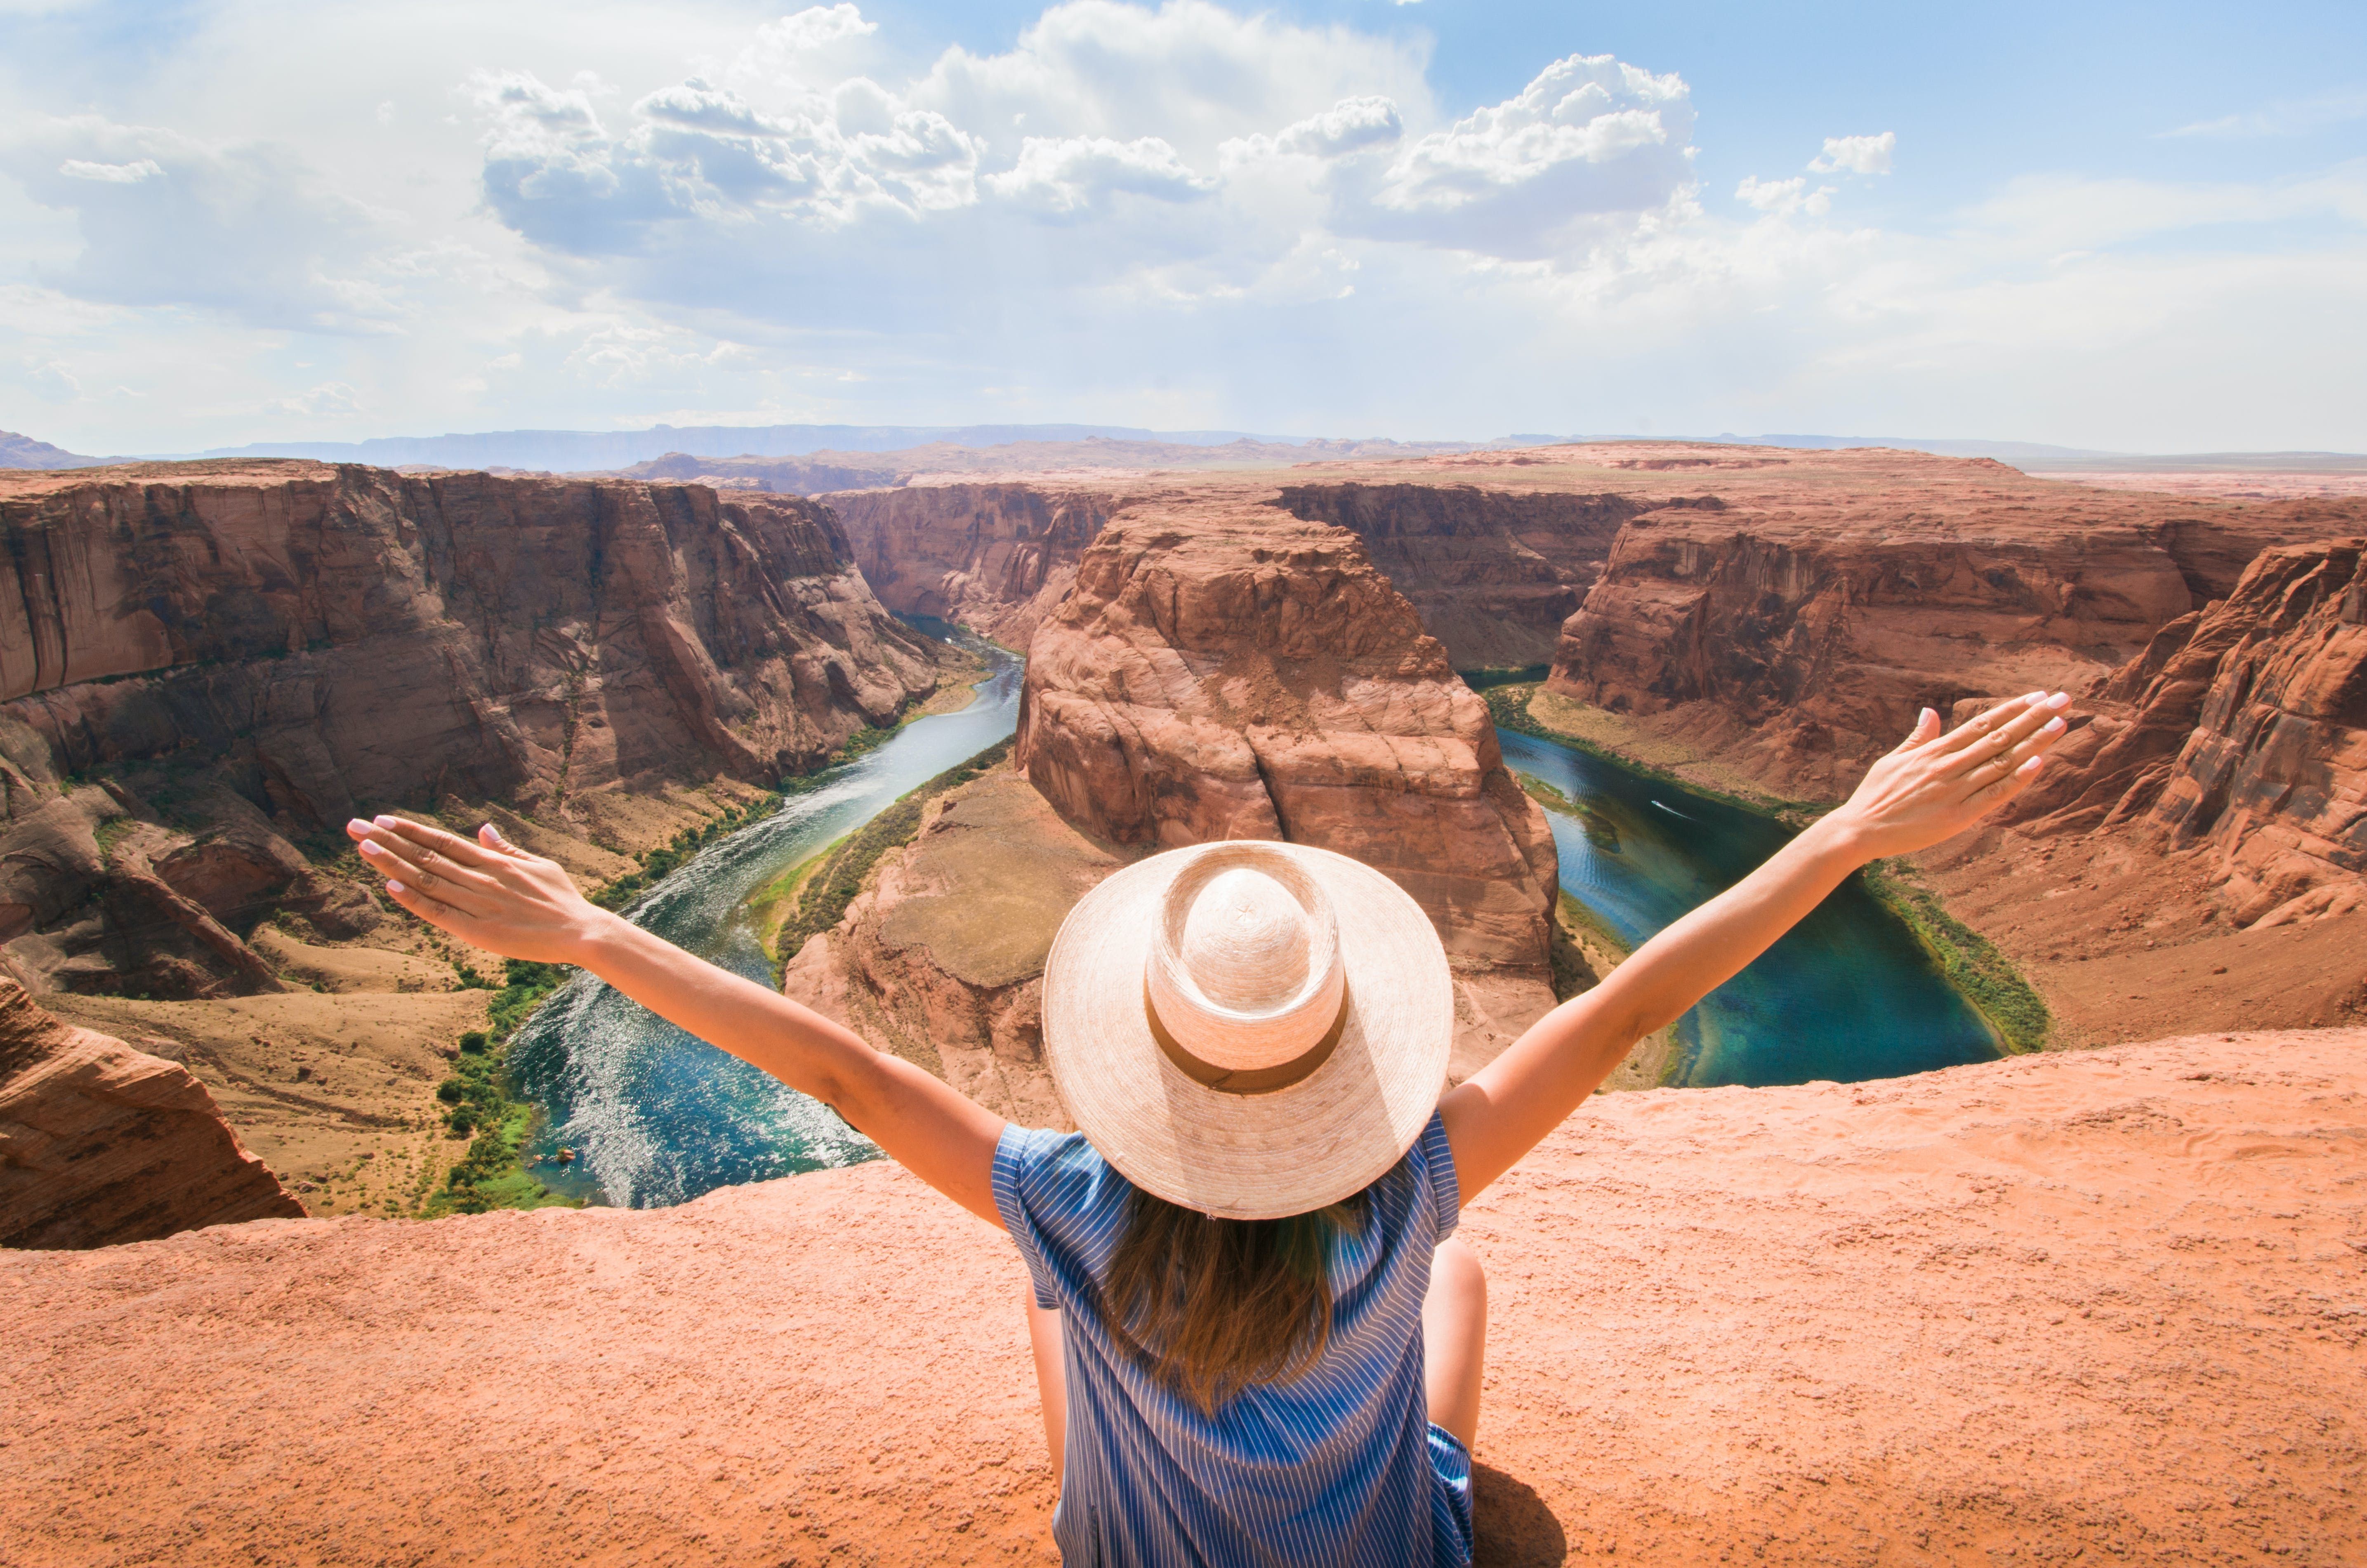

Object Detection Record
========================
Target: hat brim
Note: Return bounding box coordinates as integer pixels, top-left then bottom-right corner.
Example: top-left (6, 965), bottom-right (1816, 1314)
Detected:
top-left (1040, 842), bottom-right (1454, 1219)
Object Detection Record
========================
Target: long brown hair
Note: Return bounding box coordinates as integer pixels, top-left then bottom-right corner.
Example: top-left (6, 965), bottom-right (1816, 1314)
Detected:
top-left (1102, 1186), bottom-right (1367, 1413)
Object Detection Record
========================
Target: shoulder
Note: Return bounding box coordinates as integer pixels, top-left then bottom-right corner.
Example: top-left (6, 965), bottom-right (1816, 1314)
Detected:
top-left (993, 1125), bottom-right (1126, 1233)
top-left (1366, 1111), bottom-right (1460, 1243)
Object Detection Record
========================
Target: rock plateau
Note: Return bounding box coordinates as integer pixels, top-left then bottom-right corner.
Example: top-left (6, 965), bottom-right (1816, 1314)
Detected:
top-left (7, 1029), bottom-right (2362, 1565)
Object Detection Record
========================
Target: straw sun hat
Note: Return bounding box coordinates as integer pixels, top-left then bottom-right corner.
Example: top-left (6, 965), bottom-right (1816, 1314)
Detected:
top-left (1040, 840), bottom-right (1454, 1221)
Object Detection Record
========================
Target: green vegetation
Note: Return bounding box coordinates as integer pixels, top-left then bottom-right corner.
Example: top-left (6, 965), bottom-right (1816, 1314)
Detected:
top-left (93, 815), bottom-right (135, 863)
top-left (589, 789), bottom-right (785, 911)
top-left (762, 738), bottom-right (1014, 976)
top-left (422, 958), bottom-right (577, 1217)
top-left (1862, 860), bottom-right (2053, 1054)
top-left (1457, 663), bottom-right (1552, 691)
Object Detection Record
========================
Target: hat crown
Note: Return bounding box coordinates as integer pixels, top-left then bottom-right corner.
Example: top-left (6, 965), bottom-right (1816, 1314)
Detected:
top-left (1146, 843), bottom-right (1345, 1079)
top-left (1179, 868), bottom-right (1311, 1009)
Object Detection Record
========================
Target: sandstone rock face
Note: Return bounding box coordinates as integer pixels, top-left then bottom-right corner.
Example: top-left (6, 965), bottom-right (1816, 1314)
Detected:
top-left (7, 1028), bottom-right (2363, 1563)
top-left (0, 976), bottom-right (301, 1247)
top-left (782, 766), bottom-right (1130, 1129)
top-left (2007, 538), bottom-right (2366, 925)
top-left (1546, 474), bottom-right (2328, 798)
top-left (0, 462), bottom-right (945, 996)
top-left (825, 483), bottom-right (1119, 646)
top-left (1275, 482), bottom-right (1640, 669)
top-left (1015, 505), bottom-right (1558, 982)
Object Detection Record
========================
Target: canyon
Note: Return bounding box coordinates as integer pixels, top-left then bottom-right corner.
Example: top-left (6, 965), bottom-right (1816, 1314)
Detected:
top-left (0, 460), bottom-right (961, 1230)
top-left (7, 437), bottom-right (2367, 1563)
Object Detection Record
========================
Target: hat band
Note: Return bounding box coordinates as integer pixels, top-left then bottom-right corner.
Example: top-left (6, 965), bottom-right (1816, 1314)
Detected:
top-left (1142, 974), bottom-right (1350, 1096)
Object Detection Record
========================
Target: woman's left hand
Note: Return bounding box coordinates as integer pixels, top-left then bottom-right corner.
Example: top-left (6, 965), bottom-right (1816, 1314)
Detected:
top-left (1822, 690), bottom-right (2073, 862)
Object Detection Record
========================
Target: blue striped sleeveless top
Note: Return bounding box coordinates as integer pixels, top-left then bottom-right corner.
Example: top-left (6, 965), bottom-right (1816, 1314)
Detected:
top-left (993, 1112), bottom-right (1474, 1567)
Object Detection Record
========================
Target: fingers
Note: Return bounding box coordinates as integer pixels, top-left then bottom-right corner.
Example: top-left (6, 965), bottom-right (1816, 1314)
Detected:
top-left (357, 813), bottom-right (504, 872)
top-left (1963, 750), bottom-right (2050, 813)
top-left (349, 827), bottom-right (508, 914)
top-left (381, 875), bottom-right (486, 936)
top-left (1938, 693), bottom-right (2069, 780)
top-left (478, 823), bottom-right (533, 860)
top-left (1928, 691), bottom-right (2050, 757)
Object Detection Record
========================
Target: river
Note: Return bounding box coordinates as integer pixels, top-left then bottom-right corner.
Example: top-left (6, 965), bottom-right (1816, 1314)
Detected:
top-left (509, 640), bottom-right (1997, 1208)
top-left (507, 628), bottom-right (1024, 1209)
top-left (1499, 728), bottom-right (2002, 1087)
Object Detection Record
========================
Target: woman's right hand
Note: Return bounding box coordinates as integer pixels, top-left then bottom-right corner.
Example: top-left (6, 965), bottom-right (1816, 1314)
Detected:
top-left (344, 816), bottom-right (616, 967)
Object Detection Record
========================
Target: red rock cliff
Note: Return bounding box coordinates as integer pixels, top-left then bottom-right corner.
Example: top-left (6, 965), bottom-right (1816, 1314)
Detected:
top-left (825, 482), bottom-right (1119, 647)
top-left (1274, 481), bottom-right (1639, 670)
top-left (2005, 537), bottom-right (2367, 924)
top-left (0, 462), bottom-right (945, 997)
top-left (1014, 502), bottom-right (1558, 982)
top-left (1546, 469), bottom-right (2332, 798)
top-left (0, 976), bottom-right (301, 1247)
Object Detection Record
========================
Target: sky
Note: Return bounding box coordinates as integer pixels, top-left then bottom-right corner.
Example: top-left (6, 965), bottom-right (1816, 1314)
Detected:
top-left (1, 0), bottom-right (2362, 454)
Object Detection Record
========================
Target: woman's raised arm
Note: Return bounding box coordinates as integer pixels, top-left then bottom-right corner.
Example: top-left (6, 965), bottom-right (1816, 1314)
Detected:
top-left (344, 816), bottom-right (1007, 1224)
top-left (1440, 690), bottom-right (2074, 1203)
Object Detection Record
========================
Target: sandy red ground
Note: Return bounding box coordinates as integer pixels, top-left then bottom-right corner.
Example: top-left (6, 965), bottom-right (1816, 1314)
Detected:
top-left (7, 1028), bottom-right (2364, 1566)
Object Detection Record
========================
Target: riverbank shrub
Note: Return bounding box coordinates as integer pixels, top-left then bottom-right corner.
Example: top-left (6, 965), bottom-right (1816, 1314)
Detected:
top-left (590, 790), bottom-right (785, 911)
top-left (1862, 861), bottom-right (2053, 1054)
top-left (763, 738), bottom-right (1015, 977)
top-left (422, 956), bottom-right (578, 1217)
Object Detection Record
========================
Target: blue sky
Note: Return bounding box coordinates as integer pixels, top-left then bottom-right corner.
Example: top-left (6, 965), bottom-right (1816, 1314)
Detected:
top-left (2, 0), bottom-right (2361, 453)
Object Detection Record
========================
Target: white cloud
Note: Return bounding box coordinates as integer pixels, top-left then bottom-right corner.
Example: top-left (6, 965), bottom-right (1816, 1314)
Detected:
top-left (1809, 131), bottom-right (1894, 175)
top-left (1361, 55), bottom-right (1696, 256)
top-left (21, 356), bottom-right (79, 401)
top-left (761, 4), bottom-right (877, 53)
top-left (2163, 90), bottom-right (2367, 139)
top-left (1736, 175), bottom-right (1832, 217)
top-left (988, 134), bottom-right (1210, 214)
top-left (0, 0), bottom-right (2358, 456)
top-left (58, 157), bottom-right (162, 183)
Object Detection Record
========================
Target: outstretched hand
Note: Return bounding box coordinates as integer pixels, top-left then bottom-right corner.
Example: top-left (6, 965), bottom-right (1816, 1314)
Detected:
top-left (1826, 690), bottom-right (2072, 861)
top-left (344, 816), bottom-right (611, 966)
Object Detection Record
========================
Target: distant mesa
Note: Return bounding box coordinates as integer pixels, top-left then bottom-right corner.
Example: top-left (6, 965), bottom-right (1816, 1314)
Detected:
top-left (0, 429), bottom-right (97, 471)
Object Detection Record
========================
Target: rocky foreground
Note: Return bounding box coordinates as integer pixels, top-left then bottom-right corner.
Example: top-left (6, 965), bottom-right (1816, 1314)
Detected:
top-left (7, 1028), bottom-right (2361, 1565)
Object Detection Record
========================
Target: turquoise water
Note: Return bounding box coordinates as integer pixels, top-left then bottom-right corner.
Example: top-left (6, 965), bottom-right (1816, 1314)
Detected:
top-left (507, 630), bottom-right (1023, 1208)
top-left (1498, 728), bottom-right (2002, 1087)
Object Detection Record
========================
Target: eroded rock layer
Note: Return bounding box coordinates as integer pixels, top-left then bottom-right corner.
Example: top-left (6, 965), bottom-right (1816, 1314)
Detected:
top-left (1275, 481), bottom-right (1639, 669)
top-left (2005, 537), bottom-right (2366, 924)
top-left (0, 462), bottom-right (944, 998)
top-left (0, 976), bottom-right (301, 1247)
top-left (825, 483), bottom-right (1119, 647)
top-left (1544, 469), bottom-right (2330, 800)
top-left (7, 1029), bottom-right (2361, 1563)
top-left (1015, 502), bottom-right (1558, 983)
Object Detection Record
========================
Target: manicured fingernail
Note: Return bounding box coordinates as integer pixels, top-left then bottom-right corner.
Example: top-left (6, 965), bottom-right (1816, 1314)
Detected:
top-left (483, 823), bottom-right (508, 843)
top-left (374, 814), bottom-right (399, 828)
top-left (347, 818), bottom-right (370, 832)
top-left (1920, 707), bottom-right (1936, 725)
top-left (2022, 689), bottom-right (2046, 703)
top-left (2046, 691), bottom-right (2071, 708)
top-left (2018, 756), bottom-right (2045, 775)
top-left (358, 841), bottom-right (384, 856)
top-left (2042, 716), bottom-right (2065, 733)
top-left (387, 880), bottom-right (406, 894)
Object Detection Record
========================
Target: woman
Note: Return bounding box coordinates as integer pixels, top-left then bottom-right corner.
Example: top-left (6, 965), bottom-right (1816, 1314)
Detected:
top-left (347, 690), bottom-right (2072, 1566)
